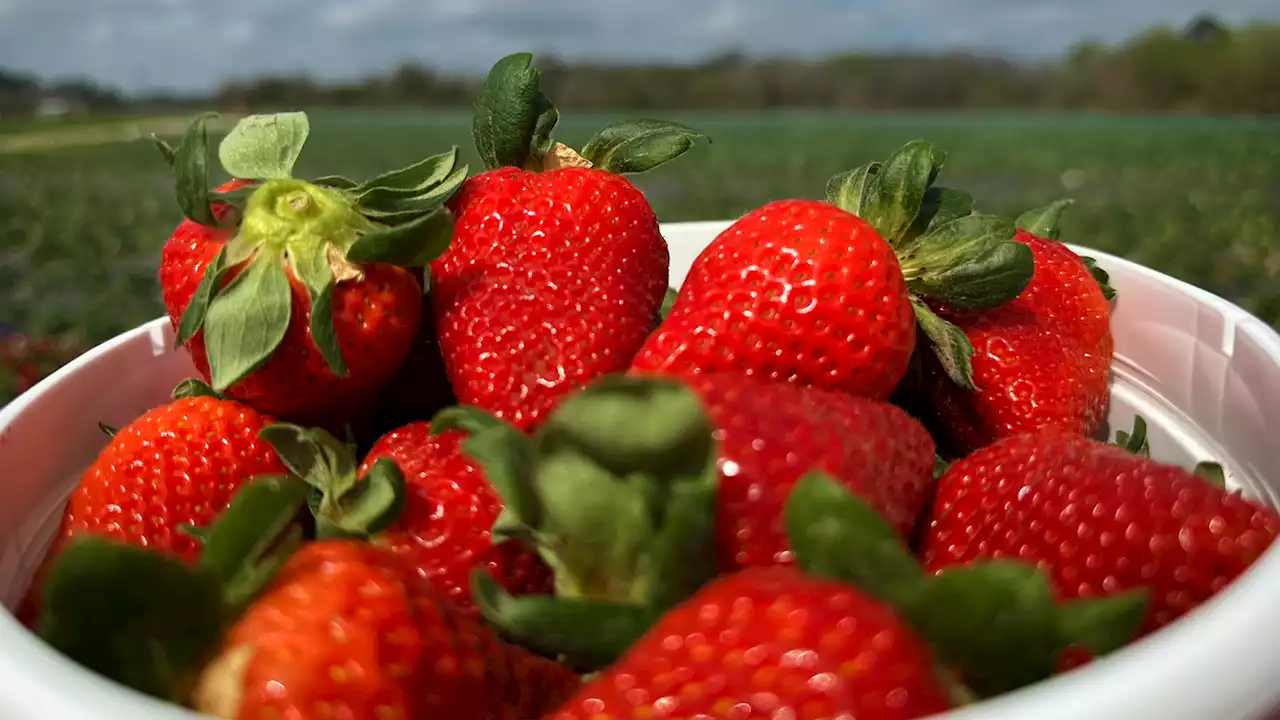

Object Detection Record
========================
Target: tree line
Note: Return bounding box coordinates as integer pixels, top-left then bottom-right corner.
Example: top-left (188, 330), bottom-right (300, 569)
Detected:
top-left (3, 16), bottom-right (1277, 116)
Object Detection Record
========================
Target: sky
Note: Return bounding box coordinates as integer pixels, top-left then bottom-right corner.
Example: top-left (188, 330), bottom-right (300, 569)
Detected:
top-left (1, 0), bottom-right (1278, 94)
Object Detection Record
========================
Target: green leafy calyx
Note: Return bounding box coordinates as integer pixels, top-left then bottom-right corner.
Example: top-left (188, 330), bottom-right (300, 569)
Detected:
top-left (440, 374), bottom-right (721, 669)
top-left (785, 472), bottom-right (1146, 698)
top-left (580, 119), bottom-right (708, 175)
top-left (165, 111), bottom-right (462, 391)
top-left (825, 140), bottom-right (1035, 391)
top-left (258, 422), bottom-right (408, 539)
top-left (1016, 198), bottom-right (1073, 241)
top-left (37, 474), bottom-right (311, 703)
top-left (472, 53), bottom-right (705, 174)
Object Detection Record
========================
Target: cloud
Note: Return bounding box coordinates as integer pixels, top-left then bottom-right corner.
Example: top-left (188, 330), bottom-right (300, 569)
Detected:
top-left (0, 0), bottom-right (1277, 92)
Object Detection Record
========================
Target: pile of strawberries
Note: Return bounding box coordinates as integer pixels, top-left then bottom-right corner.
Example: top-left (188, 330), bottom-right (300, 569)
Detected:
top-left (17, 53), bottom-right (1280, 720)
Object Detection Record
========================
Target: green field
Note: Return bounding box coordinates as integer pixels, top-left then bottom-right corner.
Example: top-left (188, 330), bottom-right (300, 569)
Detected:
top-left (2, 109), bottom-right (1278, 349)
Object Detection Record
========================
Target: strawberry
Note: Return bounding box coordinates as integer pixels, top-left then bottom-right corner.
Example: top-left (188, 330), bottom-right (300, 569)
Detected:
top-left (431, 53), bottom-right (706, 431)
top-left (540, 472), bottom-right (1143, 718)
top-left (634, 142), bottom-right (1036, 403)
top-left (155, 112), bottom-right (464, 428)
top-left (677, 372), bottom-right (935, 567)
top-left (440, 374), bottom-right (935, 670)
top-left (921, 430), bottom-right (1280, 635)
top-left (17, 382), bottom-right (286, 626)
top-left (548, 566), bottom-right (956, 720)
top-left (251, 419), bottom-right (552, 613)
top-left (191, 540), bottom-right (577, 720)
top-left (917, 200), bottom-right (1115, 454)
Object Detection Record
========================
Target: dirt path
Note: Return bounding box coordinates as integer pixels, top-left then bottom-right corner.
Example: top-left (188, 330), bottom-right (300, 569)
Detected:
top-left (0, 115), bottom-right (239, 155)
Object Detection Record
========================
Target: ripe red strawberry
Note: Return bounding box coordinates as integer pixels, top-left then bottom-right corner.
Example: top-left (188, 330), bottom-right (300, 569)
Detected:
top-left (430, 53), bottom-right (705, 431)
top-left (921, 430), bottom-right (1280, 634)
top-left (635, 143), bottom-right (1037, 404)
top-left (357, 421), bottom-right (552, 609)
top-left (191, 540), bottom-right (578, 720)
top-left (634, 199), bottom-right (917, 400)
top-left (156, 112), bottom-right (463, 428)
top-left (918, 201), bottom-right (1115, 454)
top-left (548, 566), bottom-right (955, 720)
top-left (679, 372), bottom-right (936, 568)
top-left (18, 387), bottom-right (286, 626)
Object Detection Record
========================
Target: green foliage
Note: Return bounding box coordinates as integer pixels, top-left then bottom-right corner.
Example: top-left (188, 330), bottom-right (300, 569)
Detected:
top-left (0, 110), bottom-right (1278, 408)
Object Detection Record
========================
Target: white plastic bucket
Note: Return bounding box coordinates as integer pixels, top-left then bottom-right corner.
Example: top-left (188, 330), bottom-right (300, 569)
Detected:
top-left (2, 220), bottom-right (1279, 720)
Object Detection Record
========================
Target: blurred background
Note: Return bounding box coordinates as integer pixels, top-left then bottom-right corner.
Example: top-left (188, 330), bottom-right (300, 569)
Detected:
top-left (0, 0), bottom-right (1277, 403)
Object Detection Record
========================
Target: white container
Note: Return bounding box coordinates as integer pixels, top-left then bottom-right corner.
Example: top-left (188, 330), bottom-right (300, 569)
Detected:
top-left (2, 220), bottom-right (1280, 720)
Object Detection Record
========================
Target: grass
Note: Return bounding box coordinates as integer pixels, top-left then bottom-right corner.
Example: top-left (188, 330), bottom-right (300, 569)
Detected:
top-left (1, 108), bottom-right (1278, 352)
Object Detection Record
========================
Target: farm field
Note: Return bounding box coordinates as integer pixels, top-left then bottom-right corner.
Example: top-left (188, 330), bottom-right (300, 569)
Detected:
top-left (1, 108), bottom-right (1278, 358)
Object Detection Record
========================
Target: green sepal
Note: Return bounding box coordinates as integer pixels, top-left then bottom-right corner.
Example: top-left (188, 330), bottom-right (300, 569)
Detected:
top-left (97, 421), bottom-right (118, 438)
top-left (1054, 590), bottom-right (1149, 657)
top-left (660, 287), bottom-right (678, 321)
top-left (784, 473), bottom-right (1145, 698)
top-left (355, 166), bottom-right (468, 220)
top-left (911, 297), bottom-right (976, 390)
top-left (260, 423), bottom-right (358, 499)
top-left (785, 472), bottom-right (923, 604)
top-left (899, 214), bottom-right (1031, 309)
top-left (195, 474), bottom-right (312, 611)
top-left (149, 134), bottom-right (177, 168)
top-left (825, 162), bottom-right (880, 216)
top-left (346, 208), bottom-right (455, 268)
top-left (1016, 198), bottom-right (1073, 241)
top-left (308, 284), bottom-right (346, 376)
top-left (173, 236), bottom-right (259, 349)
top-left (281, 236), bottom-right (345, 378)
top-left (1080, 255), bottom-right (1117, 301)
top-left (1113, 415), bottom-right (1151, 457)
top-left (37, 539), bottom-right (225, 702)
top-left (454, 375), bottom-right (720, 611)
top-left (859, 140), bottom-right (937, 246)
top-left (174, 246), bottom-right (228, 347)
top-left (173, 112), bottom-right (218, 227)
top-left (580, 119), bottom-right (707, 175)
top-left (171, 377), bottom-right (225, 401)
top-left (900, 563), bottom-right (1144, 697)
top-left (472, 53), bottom-right (557, 171)
top-left (472, 570), bottom-right (657, 671)
top-left (203, 251), bottom-right (293, 392)
top-left (1193, 461), bottom-right (1226, 488)
top-left (218, 112), bottom-right (310, 181)
top-left (37, 474), bottom-right (312, 703)
top-left (350, 147), bottom-right (457, 202)
top-left (907, 186), bottom-right (974, 243)
top-left (258, 423), bottom-right (408, 539)
top-left (530, 101), bottom-right (559, 160)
